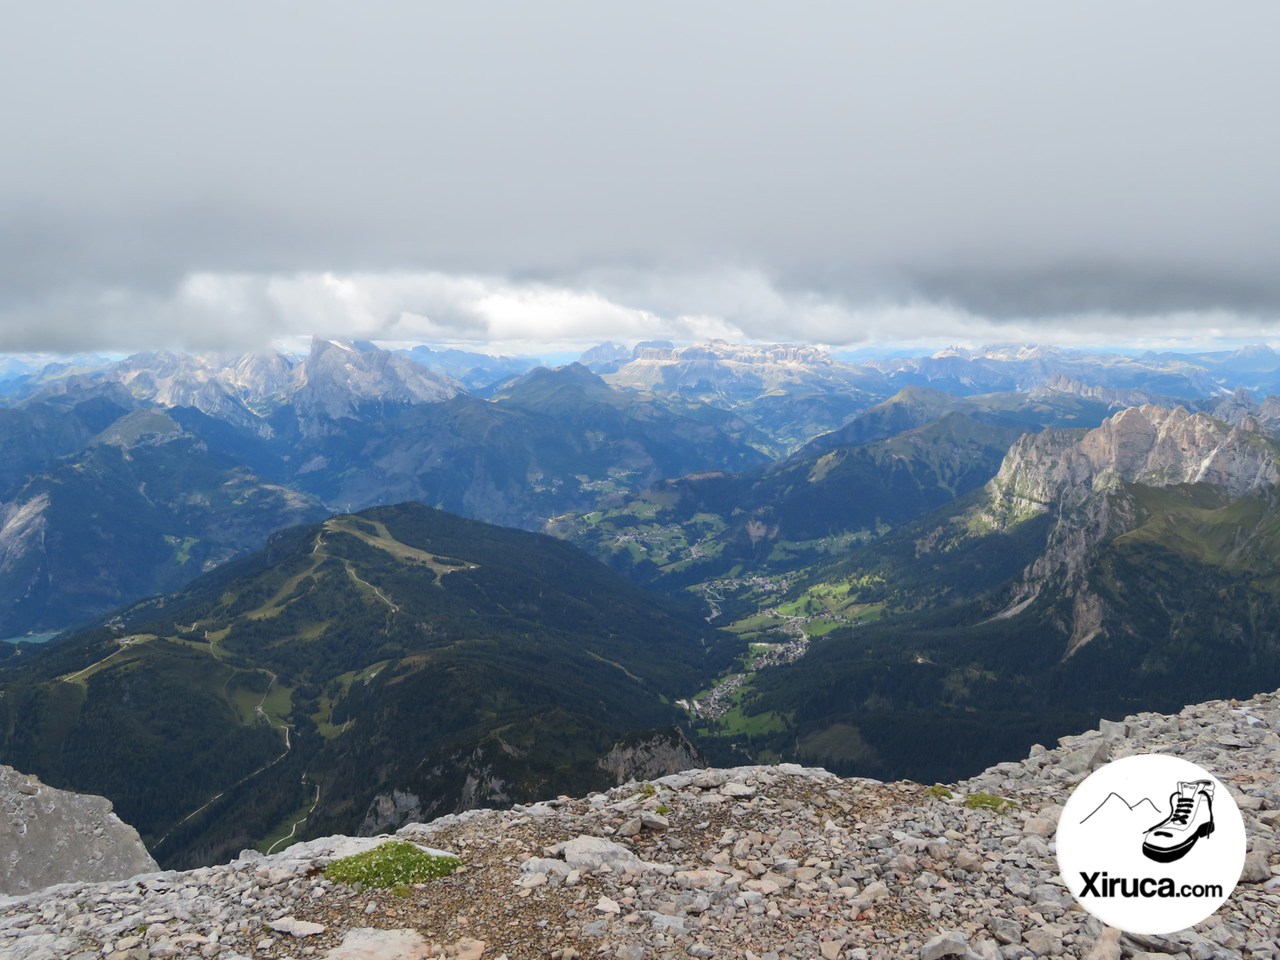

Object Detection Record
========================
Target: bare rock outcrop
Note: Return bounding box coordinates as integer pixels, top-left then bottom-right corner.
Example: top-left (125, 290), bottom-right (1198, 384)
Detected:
top-left (597, 726), bottom-right (705, 785)
top-left (985, 405), bottom-right (1280, 528)
top-left (980, 405), bottom-right (1280, 651)
top-left (359, 789), bottom-right (426, 836)
top-left (0, 764), bottom-right (157, 896)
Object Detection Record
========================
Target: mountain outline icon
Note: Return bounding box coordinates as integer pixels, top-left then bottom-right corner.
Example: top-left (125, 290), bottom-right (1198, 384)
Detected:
top-left (1079, 791), bottom-right (1161, 826)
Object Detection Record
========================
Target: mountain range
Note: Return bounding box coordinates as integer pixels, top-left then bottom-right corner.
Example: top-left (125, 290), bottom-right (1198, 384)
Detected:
top-left (6, 336), bottom-right (1280, 866)
top-left (557, 387), bottom-right (1118, 604)
top-left (708, 402), bottom-right (1280, 781)
top-left (0, 342), bottom-right (774, 635)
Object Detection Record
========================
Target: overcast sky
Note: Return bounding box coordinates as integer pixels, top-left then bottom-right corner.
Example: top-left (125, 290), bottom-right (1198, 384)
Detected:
top-left (2, 2), bottom-right (1278, 354)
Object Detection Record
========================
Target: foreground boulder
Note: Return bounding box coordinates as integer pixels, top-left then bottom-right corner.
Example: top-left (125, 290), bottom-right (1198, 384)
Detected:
top-left (0, 764), bottom-right (158, 896)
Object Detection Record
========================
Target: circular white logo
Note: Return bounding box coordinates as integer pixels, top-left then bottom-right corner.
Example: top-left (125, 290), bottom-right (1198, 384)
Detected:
top-left (1056, 754), bottom-right (1245, 934)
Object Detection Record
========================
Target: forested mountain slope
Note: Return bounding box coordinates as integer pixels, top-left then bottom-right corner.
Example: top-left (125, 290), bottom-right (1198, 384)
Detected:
top-left (0, 503), bottom-right (735, 868)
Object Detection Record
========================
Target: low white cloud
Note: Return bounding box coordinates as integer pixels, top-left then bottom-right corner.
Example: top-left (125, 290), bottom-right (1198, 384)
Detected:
top-left (0, 268), bottom-right (1273, 357)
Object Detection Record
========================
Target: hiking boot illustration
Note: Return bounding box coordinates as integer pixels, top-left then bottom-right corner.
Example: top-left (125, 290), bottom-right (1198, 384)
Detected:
top-left (1142, 780), bottom-right (1215, 863)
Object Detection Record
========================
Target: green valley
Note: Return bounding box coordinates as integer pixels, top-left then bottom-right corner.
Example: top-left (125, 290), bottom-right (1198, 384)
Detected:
top-left (691, 410), bottom-right (1280, 784)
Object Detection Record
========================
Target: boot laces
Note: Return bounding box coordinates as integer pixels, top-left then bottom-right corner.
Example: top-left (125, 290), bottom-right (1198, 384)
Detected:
top-left (1170, 796), bottom-right (1195, 825)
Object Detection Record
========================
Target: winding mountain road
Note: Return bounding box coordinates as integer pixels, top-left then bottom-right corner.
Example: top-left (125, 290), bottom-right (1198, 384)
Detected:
top-left (154, 672), bottom-right (294, 851)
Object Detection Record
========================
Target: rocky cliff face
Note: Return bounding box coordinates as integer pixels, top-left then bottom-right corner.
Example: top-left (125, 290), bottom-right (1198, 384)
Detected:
top-left (980, 406), bottom-right (1280, 651)
top-left (354, 729), bottom-right (704, 839)
top-left (0, 494), bottom-right (48, 581)
top-left (597, 727), bottom-right (706, 785)
top-left (985, 405), bottom-right (1280, 529)
top-left (0, 765), bottom-right (157, 896)
top-left (358, 789), bottom-right (427, 837)
top-left (3, 691), bottom-right (1279, 958)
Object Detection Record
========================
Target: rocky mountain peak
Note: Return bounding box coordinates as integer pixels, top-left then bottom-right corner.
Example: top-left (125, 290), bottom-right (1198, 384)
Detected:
top-left (979, 405), bottom-right (1280, 652)
top-left (986, 404), bottom-right (1280, 528)
top-left (493, 363), bottom-right (618, 411)
top-left (16, 341), bottom-right (464, 437)
top-left (578, 341), bottom-right (633, 373)
top-left (290, 337), bottom-right (461, 423)
top-left (1224, 343), bottom-right (1280, 371)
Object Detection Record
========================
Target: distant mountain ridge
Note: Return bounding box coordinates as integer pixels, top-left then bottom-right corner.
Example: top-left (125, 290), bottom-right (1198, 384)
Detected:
top-left (560, 387), bottom-right (1118, 620)
top-left (799, 384), bottom-right (1114, 457)
top-left (398, 344), bottom-right (540, 391)
top-left (864, 343), bottom-right (1280, 397)
top-left (605, 338), bottom-right (884, 400)
top-left (0, 346), bottom-right (776, 634)
top-left (23, 338), bottom-right (461, 437)
top-left (10, 338), bottom-right (1280, 418)
top-left (0, 417), bottom-right (325, 636)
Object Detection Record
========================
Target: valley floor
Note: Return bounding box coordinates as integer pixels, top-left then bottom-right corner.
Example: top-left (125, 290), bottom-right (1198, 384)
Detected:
top-left (4, 691), bottom-right (1280, 960)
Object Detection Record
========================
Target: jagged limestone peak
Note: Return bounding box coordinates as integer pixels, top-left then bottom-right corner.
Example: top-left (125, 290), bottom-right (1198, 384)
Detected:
top-left (984, 404), bottom-right (1280, 530)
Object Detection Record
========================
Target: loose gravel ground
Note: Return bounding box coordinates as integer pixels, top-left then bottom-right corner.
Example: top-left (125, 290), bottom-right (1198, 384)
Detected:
top-left (4, 690), bottom-right (1280, 959)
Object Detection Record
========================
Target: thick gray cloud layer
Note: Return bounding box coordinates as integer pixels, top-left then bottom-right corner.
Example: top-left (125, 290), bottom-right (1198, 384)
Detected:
top-left (2, 2), bottom-right (1278, 350)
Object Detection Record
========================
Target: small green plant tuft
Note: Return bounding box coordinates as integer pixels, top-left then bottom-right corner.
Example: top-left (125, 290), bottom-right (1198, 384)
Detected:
top-left (324, 841), bottom-right (460, 889)
top-left (641, 783), bottom-right (657, 798)
top-left (655, 803), bottom-right (671, 815)
top-left (963, 792), bottom-right (1018, 812)
top-left (923, 784), bottom-right (953, 800)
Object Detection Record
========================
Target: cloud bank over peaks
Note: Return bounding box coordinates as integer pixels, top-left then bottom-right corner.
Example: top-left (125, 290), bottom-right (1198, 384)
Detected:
top-left (0, 268), bottom-right (1273, 358)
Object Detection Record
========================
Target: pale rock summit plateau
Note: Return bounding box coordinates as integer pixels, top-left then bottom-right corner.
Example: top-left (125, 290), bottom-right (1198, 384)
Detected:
top-left (605, 339), bottom-right (877, 399)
